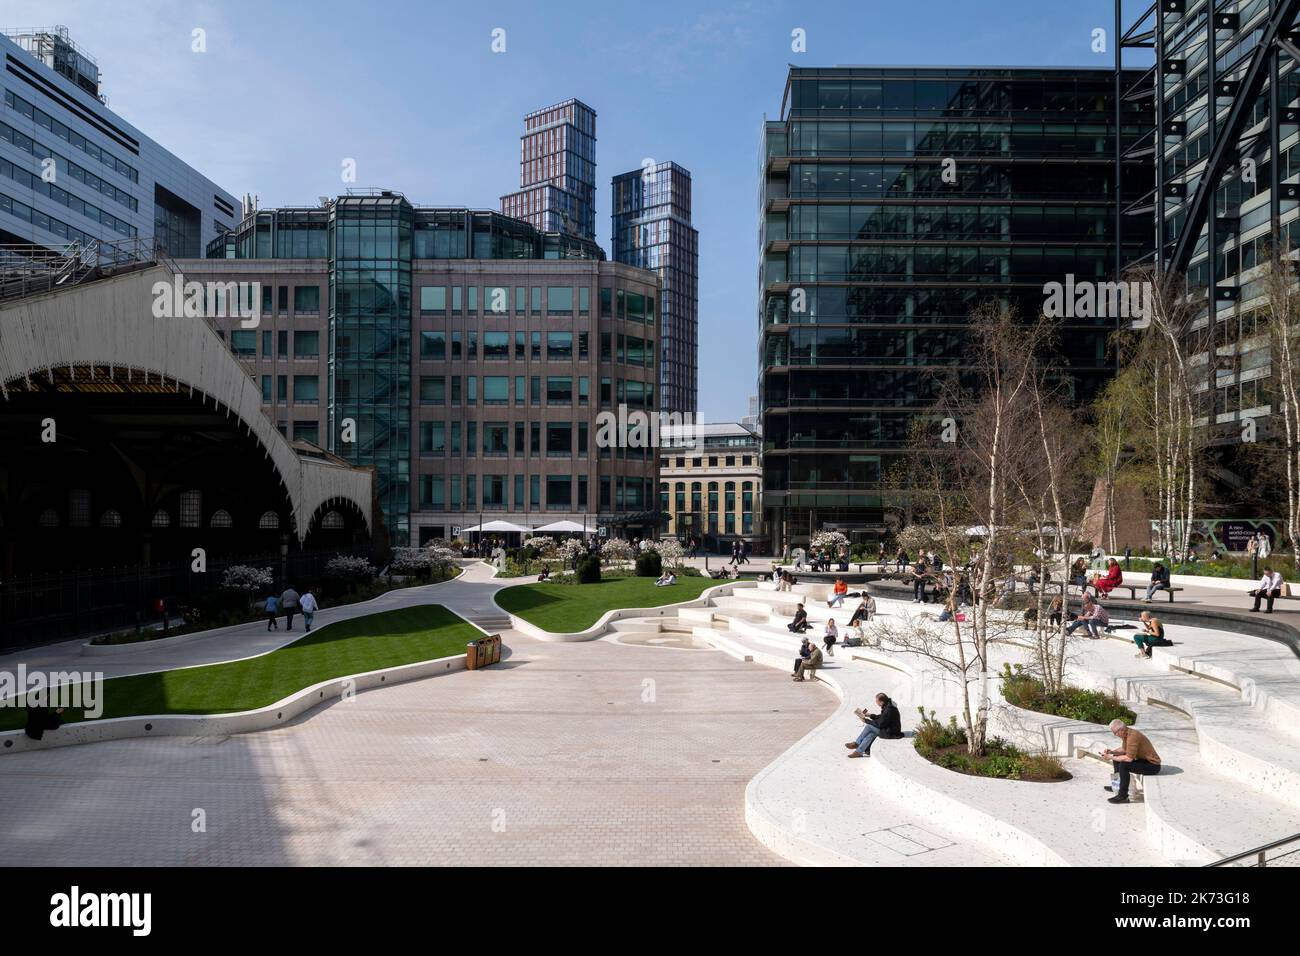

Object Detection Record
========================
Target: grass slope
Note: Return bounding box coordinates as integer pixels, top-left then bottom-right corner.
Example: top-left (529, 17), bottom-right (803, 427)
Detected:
top-left (495, 575), bottom-right (716, 632)
top-left (0, 605), bottom-right (477, 732)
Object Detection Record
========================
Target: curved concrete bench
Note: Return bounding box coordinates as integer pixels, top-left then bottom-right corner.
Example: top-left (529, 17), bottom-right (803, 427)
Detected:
top-left (1, 651), bottom-right (466, 755)
top-left (496, 579), bottom-right (748, 642)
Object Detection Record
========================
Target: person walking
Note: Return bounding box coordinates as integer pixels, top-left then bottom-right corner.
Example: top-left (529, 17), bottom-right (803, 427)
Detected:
top-left (280, 585), bottom-right (301, 631)
top-left (264, 593), bottom-right (279, 631)
top-left (300, 588), bottom-right (319, 632)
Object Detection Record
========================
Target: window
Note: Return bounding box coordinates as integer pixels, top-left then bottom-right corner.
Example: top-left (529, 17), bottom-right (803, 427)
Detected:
top-left (293, 376), bottom-right (319, 403)
top-left (262, 330), bottom-right (272, 356)
top-left (152, 509), bottom-right (171, 528)
top-left (515, 331), bottom-right (526, 360)
top-left (261, 375), bottom-right (272, 403)
top-left (546, 475), bottom-right (572, 509)
top-left (321, 510), bottom-right (345, 529)
top-left (579, 287), bottom-right (590, 313)
top-left (531, 286), bottom-right (542, 313)
top-left (578, 421), bottom-right (588, 455)
top-left (578, 474), bottom-right (588, 508)
top-left (578, 332), bottom-right (589, 360)
top-left (420, 376), bottom-right (446, 404)
top-left (530, 474), bottom-right (541, 508)
top-left (278, 286), bottom-right (288, 312)
top-left (99, 509), bottom-right (122, 528)
top-left (578, 377), bottom-right (589, 406)
top-left (530, 376), bottom-right (541, 405)
top-left (466, 376), bottom-right (477, 405)
top-left (515, 286), bottom-right (526, 312)
top-left (419, 475), bottom-right (446, 510)
top-left (547, 376), bottom-right (573, 405)
top-left (514, 375), bottom-right (525, 405)
top-left (293, 420), bottom-right (319, 443)
top-left (483, 475), bottom-right (507, 507)
top-left (39, 508), bottom-right (59, 528)
top-left (68, 490), bottom-right (90, 527)
top-left (210, 509), bottom-right (233, 528)
top-left (180, 490), bottom-right (202, 528)
top-left (547, 286), bottom-right (574, 314)
top-left (278, 330), bottom-right (288, 357)
top-left (230, 330), bottom-right (256, 356)
top-left (484, 332), bottom-right (510, 360)
top-left (293, 286), bottom-right (320, 312)
top-left (467, 421), bottom-right (477, 455)
top-left (451, 376), bottom-right (462, 404)
top-left (547, 422), bottom-right (572, 457)
top-left (514, 474), bottom-right (525, 509)
top-left (530, 421), bottom-right (541, 456)
top-left (484, 422), bottom-right (509, 456)
top-left (452, 331), bottom-right (462, 360)
top-left (514, 421), bottom-right (525, 455)
top-left (294, 331), bottom-right (320, 357)
top-left (258, 510), bottom-right (279, 529)
top-left (421, 331), bottom-right (446, 359)
top-left (421, 286), bottom-right (447, 312)
top-left (601, 332), bottom-right (611, 361)
top-left (600, 287), bottom-right (612, 318)
top-left (547, 331), bottom-right (573, 361)
top-left (420, 421), bottom-right (447, 455)
top-left (531, 331), bottom-right (542, 360)
top-left (451, 421), bottom-right (462, 455)
top-left (483, 376), bottom-right (509, 404)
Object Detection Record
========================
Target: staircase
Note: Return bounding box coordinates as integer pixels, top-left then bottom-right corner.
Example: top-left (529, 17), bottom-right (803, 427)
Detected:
top-left (0, 237), bottom-right (172, 307)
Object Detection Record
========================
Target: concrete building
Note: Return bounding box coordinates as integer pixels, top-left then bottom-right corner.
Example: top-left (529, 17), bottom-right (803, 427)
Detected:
top-left (197, 193), bottom-right (662, 545)
top-left (659, 422), bottom-right (763, 549)
top-left (612, 161), bottom-right (699, 415)
top-left (0, 26), bottom-right (237, 257)
top-left (500, 99), bottom-right (598, 242)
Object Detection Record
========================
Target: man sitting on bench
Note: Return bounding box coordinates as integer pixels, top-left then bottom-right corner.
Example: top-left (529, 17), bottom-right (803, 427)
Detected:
top-left (788, 603), bottom-right (812, 633)
top-left (1144, 561), bottom-right (1171, 602)
top-left (1249, 567), bottom-right (1285, 614)
top-left (793, 640), bottom-right (823, 681)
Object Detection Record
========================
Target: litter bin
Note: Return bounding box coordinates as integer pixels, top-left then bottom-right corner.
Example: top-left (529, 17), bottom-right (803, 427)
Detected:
top-left (466, 634), bottom-right (502, 670)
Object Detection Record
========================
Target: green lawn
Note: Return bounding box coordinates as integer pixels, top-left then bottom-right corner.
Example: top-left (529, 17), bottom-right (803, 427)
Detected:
top-left (0, 605), bottom-right (477, 732)
top-left (496, 575), bottom-right (717, 632)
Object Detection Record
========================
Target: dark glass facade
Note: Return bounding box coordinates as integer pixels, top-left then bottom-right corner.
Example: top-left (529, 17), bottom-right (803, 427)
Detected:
top-left (612, 161), bottom-right (700, 415)
top-left (1131, 0), bottom-right (1300, 462)
top-left (760, 67), bottom-right (1154, 546)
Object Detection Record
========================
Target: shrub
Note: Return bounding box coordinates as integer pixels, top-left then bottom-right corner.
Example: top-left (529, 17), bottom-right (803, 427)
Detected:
top-left (635, 550), bottom-right (663, 577)
top-left (651, 538), bottom-right (684, 567)
top-left (999, 663), bottom-right (1135, 725)
top-left (221, 564), bottom-right (273, 595)
top-left (810, 530), bottom-right (850, 553)
top-left (577, 555), bottom-right (602, 584)
top-left (324, 555), bottom-right (376, 586)
top-left (390, 547), bottom-right (434, 577)
top-left (600, 538), bottom-right (633, 564)
top-left (558, 538), bottom-right (588, 567)
top-left (913, 706), bottom-right (1067, 780)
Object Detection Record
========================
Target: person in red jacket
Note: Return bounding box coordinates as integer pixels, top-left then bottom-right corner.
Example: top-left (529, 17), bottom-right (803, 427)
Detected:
top-left (1091, 558), bottom-right (1123, 597)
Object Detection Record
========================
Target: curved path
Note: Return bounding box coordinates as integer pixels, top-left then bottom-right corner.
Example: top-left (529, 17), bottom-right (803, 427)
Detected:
top-left (0, 564), bottom-right (835, 865)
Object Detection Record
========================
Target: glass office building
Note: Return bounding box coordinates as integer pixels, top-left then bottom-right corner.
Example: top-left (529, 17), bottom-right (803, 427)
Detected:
top-left (1120, 0), bottom-right (1300, 476)
top-left (760, 66), bottom-right (1154, 547)
top-left (200, 194), bottom-right (661, 544)
top-left (501, 99), bottom-right (598, 241)
top-left (612, 161), bottom-right (700, 415)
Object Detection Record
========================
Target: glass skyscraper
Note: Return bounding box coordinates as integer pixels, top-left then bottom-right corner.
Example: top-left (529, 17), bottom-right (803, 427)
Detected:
top-left (759, 66), bottom-right (1153, 547)
top-left (612, 161), bottom-right (700, 415)
top-left (500, 99), bottom-right (598, 241)
top-left (1121, 0), bottom-right (1300, 478)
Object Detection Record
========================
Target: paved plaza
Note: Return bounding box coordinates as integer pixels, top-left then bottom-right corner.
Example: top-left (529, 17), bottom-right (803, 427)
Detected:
top-left (0, 566), bottom-right (833, 866)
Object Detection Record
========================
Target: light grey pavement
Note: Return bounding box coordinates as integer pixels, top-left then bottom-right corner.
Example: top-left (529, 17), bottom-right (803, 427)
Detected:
top-left (0, 561), bottom-right (836, 866)
top-left (0, 632), bottom-right (833, 865)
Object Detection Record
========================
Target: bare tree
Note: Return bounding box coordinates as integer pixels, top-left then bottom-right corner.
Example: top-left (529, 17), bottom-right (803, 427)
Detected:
top-left (1260, 242), bottom-right (1300, 571)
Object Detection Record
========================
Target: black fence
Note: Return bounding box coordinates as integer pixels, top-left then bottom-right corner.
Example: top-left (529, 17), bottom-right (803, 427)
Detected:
top-left (0, 547), bottom-right (371, 651)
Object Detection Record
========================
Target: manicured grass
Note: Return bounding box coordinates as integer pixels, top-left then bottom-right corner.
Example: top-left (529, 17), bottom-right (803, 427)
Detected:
top-left (496, 575), bottom-right (717, 632)
top-left (0, 605), bottom-right (477, 732)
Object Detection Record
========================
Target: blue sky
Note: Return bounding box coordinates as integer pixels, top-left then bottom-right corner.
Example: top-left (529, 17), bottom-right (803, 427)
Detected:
top-left (17, 0), bottom-right (1137, 421)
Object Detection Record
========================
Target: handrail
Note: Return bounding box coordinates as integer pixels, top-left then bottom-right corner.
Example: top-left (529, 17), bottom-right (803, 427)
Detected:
top-left (1205, 832), bottom-right (1300, 867)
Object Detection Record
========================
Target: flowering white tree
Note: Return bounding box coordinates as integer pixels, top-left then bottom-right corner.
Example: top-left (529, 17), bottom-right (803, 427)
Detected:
top-left (390, 547), bottom-right (434, 576)
top-left (810, 530), bottom-right (849, 553)
top-left (558, 538), bottom-right (587, 568)
top-left (650, 538), bottom-right (685, 568)
top-left (522, 535), bottom-right (557, 555)
top-left (222, 565), bottom-right (273, 594)
top-left (600, 538), bottom-right (633, 565)
top-left (325, 555), bottom-right (375, 584)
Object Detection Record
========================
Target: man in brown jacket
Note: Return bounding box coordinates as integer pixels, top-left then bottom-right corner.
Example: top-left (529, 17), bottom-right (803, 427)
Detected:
top-left (793, 642), bottom-right (823, 682)
top-left (1101, 720), bottom-right (1161, 803)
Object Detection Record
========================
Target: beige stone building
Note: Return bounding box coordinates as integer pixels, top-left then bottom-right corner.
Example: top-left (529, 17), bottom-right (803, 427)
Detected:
top-left (659, 422), bottom-right (763, 549)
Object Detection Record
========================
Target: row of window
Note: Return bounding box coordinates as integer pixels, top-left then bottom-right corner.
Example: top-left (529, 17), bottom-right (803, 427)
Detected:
top-left (416, 329), bottom-right (655, 368)
top-left (223, 329), bottom-right (320, 359)
top-left (416, 374), bottom-right (653, 409)
top-left (418, 285), bottom-right (654, 323)
top-left (419, 420), bottom-right (593, 458)
top-left (0, 189), bottom-right (112, 248)
top-left (31, 491), bottom-right (346, 531)
top-left (663, 455), bottom-right (756, 468)
top-left (3, 89), bottom-right (139, 182)
top-left (417, 473), bottom-right (652, 512)
top-left (259, 374), bottom-right (319, 404)
top-left (0, 118), bottom-right (138, 212)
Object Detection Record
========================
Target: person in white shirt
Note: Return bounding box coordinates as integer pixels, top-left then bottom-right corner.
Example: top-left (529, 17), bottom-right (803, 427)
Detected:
top-left (1250, 568), bottom-right (1285, 614)
top-left (299, 589), bottom-right (319, 631)
top-left (654, 571), bottom-right (676, 587)
top-left (1258, 532), bottom-right (1272, 559)
top-left (823, 618), bottom-right (838, 657)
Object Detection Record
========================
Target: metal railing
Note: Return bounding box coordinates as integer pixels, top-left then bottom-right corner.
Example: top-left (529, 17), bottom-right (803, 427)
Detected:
top-left (0, 237), bottom-right (175, 306)
top-left (1206, 832), bottom-right (1300, 867)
